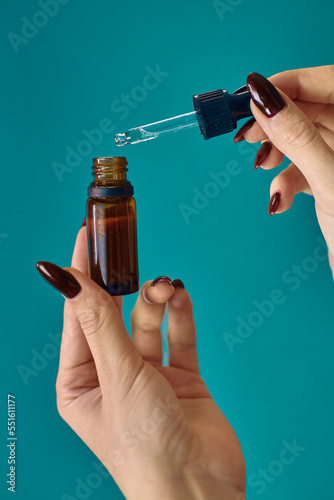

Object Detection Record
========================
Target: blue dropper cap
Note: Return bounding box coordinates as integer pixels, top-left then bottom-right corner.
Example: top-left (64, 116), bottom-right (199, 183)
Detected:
top-left (193, 88), bottom-right (252, 140)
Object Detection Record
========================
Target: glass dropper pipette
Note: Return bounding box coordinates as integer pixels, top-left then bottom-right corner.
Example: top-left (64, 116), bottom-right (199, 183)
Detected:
top-left (114, 85), bottom-right (252, 146)
top-left (115, 111), bottom-right (198, 145)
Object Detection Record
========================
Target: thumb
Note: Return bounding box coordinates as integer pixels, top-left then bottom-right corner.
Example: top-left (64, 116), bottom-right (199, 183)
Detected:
top-left (247, 72), bottom-right (334, 202)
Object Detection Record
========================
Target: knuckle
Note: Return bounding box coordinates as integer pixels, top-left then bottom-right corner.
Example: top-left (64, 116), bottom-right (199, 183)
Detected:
top-left (130, 308), bottom-right (138, 325)
top-left (283, 118), bottom-right (318, 148)
top-left (56, 395), bottom-right (65, 419)
top-left (77, 308), bottom-right (108, 337)
top-left (55, 380), bottom-right (67, 418)
top-left (168, 334), bottom-right (196, 352)
top-left (55, 376), bottom-right (76, 421)
top-left (134, 321), bottom-right (152, 334)
top-left (114, 354), bottom-right (144, 393)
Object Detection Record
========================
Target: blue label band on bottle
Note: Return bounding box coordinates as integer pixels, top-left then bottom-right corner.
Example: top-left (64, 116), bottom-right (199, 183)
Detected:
top-left (88, 184), bottom-right (134, 198)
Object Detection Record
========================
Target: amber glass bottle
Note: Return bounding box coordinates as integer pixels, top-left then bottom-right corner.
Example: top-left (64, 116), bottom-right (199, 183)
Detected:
top-left (86, 157), bottom-right (139, 296)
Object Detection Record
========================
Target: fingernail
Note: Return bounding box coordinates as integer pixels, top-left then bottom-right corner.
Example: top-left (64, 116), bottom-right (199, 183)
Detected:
top-left (233, 117), bottom-right (256, 143)
top-left (151, 276), bottom-right (172, 286)
top-left (268, 192), bottom-right (281, 216)
top-left (81, 216), bottom-right (86, 227)
top-left (255, 141), bottom-right (272, 169)
top-left (172, 279), bottom-right (185, 289)
top-left (247, 73), bottom-right (286, 118)
top-left (36, 261), bottom-right (82, 298)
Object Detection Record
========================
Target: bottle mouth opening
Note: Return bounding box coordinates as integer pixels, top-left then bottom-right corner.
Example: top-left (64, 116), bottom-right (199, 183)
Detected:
top-left (93, 157), bottom-right (128, 167)
top-left (91, 157), bottom-right (129, 182)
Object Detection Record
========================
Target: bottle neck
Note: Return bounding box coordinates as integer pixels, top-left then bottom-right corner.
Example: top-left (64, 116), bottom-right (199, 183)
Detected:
top-left (91, 157), bottom-right (128, 186)
top-left (88, 157), bottom-right (133, 199)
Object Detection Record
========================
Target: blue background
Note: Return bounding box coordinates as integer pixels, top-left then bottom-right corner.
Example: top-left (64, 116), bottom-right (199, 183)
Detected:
top-left (1, 0), bottom-right (334, 499)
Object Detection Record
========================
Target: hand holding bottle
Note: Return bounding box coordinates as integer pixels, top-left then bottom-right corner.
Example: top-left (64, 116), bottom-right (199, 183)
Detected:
top-left (234, 66), bottom-right (334, 271)
top-left (36, 225), bottom-right (246, 500)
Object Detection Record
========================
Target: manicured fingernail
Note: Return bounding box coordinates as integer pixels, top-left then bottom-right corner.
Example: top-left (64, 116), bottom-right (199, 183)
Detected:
top-left (151, 276), bottom-right (172, 286)
top-left (172, 279), bottom-right (185, 289)
top-left (36, 261), bottom-right (82, 298)
top-left (268, 192), bottom-right (281, 216)
top-left (247, 73), bottom-right (286, 118)
top-left (233, 117), bottom-right (256, 143)
top-left (81, 216), bottom-right (86, 227)
top-left (255, 141), bottom-right (272, 169)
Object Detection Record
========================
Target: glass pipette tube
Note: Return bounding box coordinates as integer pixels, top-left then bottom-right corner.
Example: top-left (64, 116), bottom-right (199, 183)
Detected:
top-left (114, 111), bottom-right (199, 146)
top-left (114, 88), bottom-right (252, 146)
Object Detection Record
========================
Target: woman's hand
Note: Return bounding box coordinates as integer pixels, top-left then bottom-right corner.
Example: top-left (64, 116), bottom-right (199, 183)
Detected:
top-left (234, 66), bottom-right (334, 272)
top-left (36, 226), bottom-right (246, 500)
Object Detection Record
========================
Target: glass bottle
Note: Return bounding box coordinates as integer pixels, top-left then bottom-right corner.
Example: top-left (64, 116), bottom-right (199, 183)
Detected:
top-left (86, 157), bottom-right (139, 296)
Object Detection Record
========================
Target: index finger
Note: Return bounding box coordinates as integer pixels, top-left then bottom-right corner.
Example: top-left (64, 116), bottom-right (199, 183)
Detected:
top-left (269, 65), bottom-right (334, 104)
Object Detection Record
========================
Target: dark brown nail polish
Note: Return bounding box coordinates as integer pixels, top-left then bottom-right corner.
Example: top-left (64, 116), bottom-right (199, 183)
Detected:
top-left (172, 279), bottom-right (185, 289)
top-left (233, 117), bottom-right (256, 143)
top-left (247, 73), bottom-right (286, 118)
top-left (255, 141), bottom-right (272, 169)
top-left (36, 261), bottom-right (82, 298)
top-left (81, 216), bottom-right (86, 227)
top-left (151, 276), bottom-right (172, 286)
top-left (268, 192), bottom-right (281, 216)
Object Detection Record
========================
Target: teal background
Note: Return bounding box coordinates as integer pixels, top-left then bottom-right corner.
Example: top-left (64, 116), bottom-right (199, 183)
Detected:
top-left (1, 0), bottom-right (334, 499)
